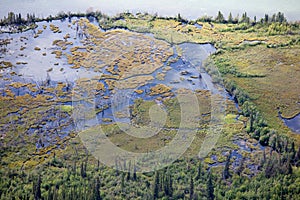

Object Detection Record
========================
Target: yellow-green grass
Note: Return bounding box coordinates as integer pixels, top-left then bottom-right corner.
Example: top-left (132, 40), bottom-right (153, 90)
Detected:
top-left (213, 44), bottom-right (300, 142)
top-left (107, 15), bottom-right (298, 50)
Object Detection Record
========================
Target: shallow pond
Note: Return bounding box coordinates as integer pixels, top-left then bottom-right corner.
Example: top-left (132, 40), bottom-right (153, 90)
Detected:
top-left (73, 41), bottom-right (221, 127)
top-left (282, 113), bottom-right (300, 134)
top-left (0, 17), bottom-right (99, 82)
top-left (0, 17), bottom-right (258, 173)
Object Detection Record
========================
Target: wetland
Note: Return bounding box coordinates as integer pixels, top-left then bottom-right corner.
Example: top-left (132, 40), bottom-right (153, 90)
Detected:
top-left (0, 10), bottom-right (300, 200)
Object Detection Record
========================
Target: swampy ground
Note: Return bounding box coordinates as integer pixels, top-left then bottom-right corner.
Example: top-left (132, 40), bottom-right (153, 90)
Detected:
top-left (0, 12), bottom-right (300, 199)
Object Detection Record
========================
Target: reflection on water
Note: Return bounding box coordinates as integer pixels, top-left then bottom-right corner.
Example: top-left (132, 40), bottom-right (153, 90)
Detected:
top-left (0, 16), bottom-right (228, 130)
top-left (0, 18), bottom-right (99, 81)
top-left (283, 114), bottom-right (300, 134)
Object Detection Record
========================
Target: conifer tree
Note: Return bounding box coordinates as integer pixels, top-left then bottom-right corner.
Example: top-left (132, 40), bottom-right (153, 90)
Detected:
top-left (153, 171), bottom-right (160, 199)
top-left (223, 153), bottom-right (231, 179)
top-left (93, 176), bottom-right (101, 200)
top-left (207, 172), bottom-right (214, 200)
top-left (215, 11), bottom-right (225, 23)
top-left (33, 175), bottom-right (42, 200)
top-left (189, 176), bottom-right (194, 199)
top-left (228, 12), bottom-right (233, 23)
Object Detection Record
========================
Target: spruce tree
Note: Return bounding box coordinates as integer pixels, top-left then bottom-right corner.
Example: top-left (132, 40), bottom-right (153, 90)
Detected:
top-left (223, 153), bottom-right (231, 179)
top-left (228, 12), bottom-right (233, 23)
top-left (33, 175), bottom-right (42, 200)
top-left (189, 176), bottom-right (194, 199)
top-left (216, 11), bottom-right (225, 23)
top-left (207, 172), bottom-right (214, 200)
top-left (93, 176), bottom-right (101, 200)
top-left (153, 171), bottom-right (160, 199)
top-left (196, 161), bottom-right (202, 180)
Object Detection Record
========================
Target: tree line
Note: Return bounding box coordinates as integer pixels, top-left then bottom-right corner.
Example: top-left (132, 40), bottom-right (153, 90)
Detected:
top-left (0, 10), bottom-right (290, 28)
top-left (199, 11), bottom-right (287, 25)
top-left (0, 12), bottom-right (36, 26)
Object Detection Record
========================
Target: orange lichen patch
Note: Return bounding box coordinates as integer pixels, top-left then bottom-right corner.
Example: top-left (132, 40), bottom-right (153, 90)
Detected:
top-left (52, 39), bottom-right (63, 46)
top-left (105, 79), bottom-right (116, 90)
top-left (37, 29), bottom-right (43, 34)
top-left (106, 65), bottom-right (119, 75)
top-left (134, 89), bottom-right (144, 94)
top-left (149, 84), bottom-right (172, 96)
top-left (52, 40), bottom-right (73, 48)
top-left (156, 72), bottom-right (166, 81)
top-left (71, 51), bottom-right (87, 58)
top-left (70, 46), bottom-right (86, 52)
top-left (5, 89), bottom-right (15, 98)
top-left (69, 48), bottom-right (88, 65)
top-left (71, 64), bottom-right (80, 69)
top-left (27, 83), bottom-right (38, 92)
top-left (56, 82), bottom-right (67, 89)
top-left (94, 82), bottom-right (105, 91)
top-left (9, 82), bottom-right (27, 88)
top-left (102, 118), bottom-right (113, 122)
top-left (6, 82), bottom-right (36, 93)
top-left (65, 41), bottom-right (73, 45)
top-left (55, 82), bottom-right (67, 96)
top-left (63, 33), bottom-right (70, 40)
top-left (99, 74), bottom-right (119, 80)
top-left (51, 50), bottom-right (62, 58)
top-left (65, 51), bottom-right (88, 69)
top-left (49, 24), bottom-right (61, 33)
top-left (66, 54), bottom-right (74, 64)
